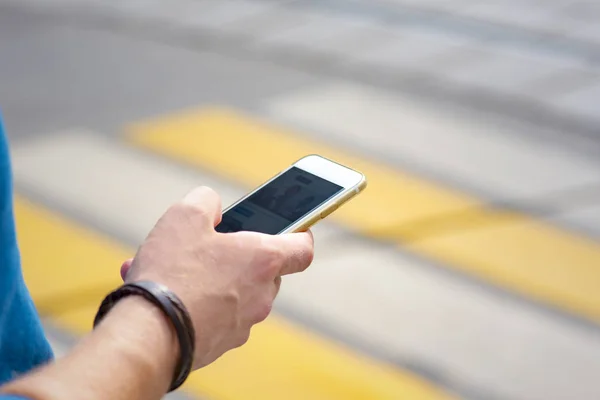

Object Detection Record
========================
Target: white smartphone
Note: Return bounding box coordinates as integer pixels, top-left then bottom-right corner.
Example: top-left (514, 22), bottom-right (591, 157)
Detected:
top-left (215, 154), bottom-right (367, 234)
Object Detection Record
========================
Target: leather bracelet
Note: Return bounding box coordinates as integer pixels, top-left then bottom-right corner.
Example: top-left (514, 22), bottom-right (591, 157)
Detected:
top-left (93, 281), bottom-right (196, 392)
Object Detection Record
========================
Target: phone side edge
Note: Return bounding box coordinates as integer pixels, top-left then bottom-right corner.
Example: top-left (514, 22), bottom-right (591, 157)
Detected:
top-left (283, 173), bottom-right (367, 234)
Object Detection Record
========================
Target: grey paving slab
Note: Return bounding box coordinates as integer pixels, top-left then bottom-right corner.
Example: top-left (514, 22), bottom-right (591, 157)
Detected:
top-left (300, 20), bottom-right (412, 60)
top-left (526, 66), bottom-right (600, 98)
top-left (536, 184), bottom-right (600, 237)
top-left (278, 239), bottom-right (600, 400)
top-left (101, 0), bottom-right (220, 25)
top-left (333, 24), bottom-right (407, 62)
top-left (1, 0), bottom-right (85, 6)
top-left (375, 0), bottom-right (575, 35)
top-left (254, 10), bottom-right (393, 57)
top-left (535, 2), bottom-right (600, 36)
top-left (559, 1), bottom-right (600, 29)
top-left (4, 0), bottom-right (600, 148)
top-left (267, 15), bottom-right (402, 59)
top-left (374, 0), bottom-right (477, 13)
top-left (441, 44), bottom-right (587, 100)
top-left (456, 1), bottom-right (560, 31)
top-left (551, 81), bottom-right (600, 123)
top-left (346, 29), bottom-right (477, 75)
top-left (104, 0), bottom-right (194, 15)
top-left (550, 204), bottom-right (600, 239)
top-left (567, 22), bottom-right (600, 46)
top-left (266, 82), bottom-right (600, 200)
top-left (0, 8), bottom-right (321, 139)
top-left (172, 0), bottom-right (275, 30)
top-left (216, 5), bottom-right (313, 40)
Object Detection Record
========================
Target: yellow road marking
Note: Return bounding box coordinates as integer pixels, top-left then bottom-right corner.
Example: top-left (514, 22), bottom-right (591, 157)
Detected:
top-left (408, 213), bottom-right (600, 321)
top-left (16, 197), bottom-right (126, 308)
top-left (127, 108), bottom-right (477, 236)
top-left (127, 107), bottom-right (600, 323)
top-left (15, 196), bottom-right (455, 400)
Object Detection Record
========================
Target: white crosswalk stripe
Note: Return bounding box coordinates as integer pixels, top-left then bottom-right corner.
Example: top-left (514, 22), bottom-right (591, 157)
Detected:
top-left (266, 82), bottom-right (600, 200)
top-left (550, 204), bottom-right (600, 238)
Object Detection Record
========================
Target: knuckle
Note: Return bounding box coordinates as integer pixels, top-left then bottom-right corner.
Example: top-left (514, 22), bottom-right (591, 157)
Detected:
top-left (287, 243), bottom-right (314, 274)
top-left (302, 244), bottom-right (315, 269)
top-left (178, 201), bottom-right (211, 222)
top-left (188, 185), bottom-right (217, 199)
top-left (256, 265), bottom-right (272, 283)
top-left (253, 300), bottom-right (273, 324)
top-left (163, 203), bottom-right (190, 224)
top-left (234, 329), bottom-right (251, 348)
top-left (263, 240), bottom-right (284, 262)
top-left (198, 185), bottom-right (216, 194)
top-left (223, 290), bottom-right (241, 314)
top-left (182, 186), bottom-right (220, 213)
top-left (200, 185), bottom-right (221, 202)
top-left (273, 277), bottom-right (282, 298)
top-left (167, 201), bottom-right (186, 215)
top-left (258, 243), bottom-right (283, 279)
top-left (257, 259), bottom-right (279, 282)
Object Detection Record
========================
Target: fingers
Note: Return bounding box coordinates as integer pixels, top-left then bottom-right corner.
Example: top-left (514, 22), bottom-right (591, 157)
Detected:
top-left (120, 258), bottom-right (133, 281)
top-left (222, 229), bottom-right (315, 276)
top-left (273, 276), bottom-right (282, 298)
top-left (266, 230), bottom-right (315, 276)
top-left (182, 186), bottom-right (222, 227)
top-left (253, 277), bottom-right (282, 324)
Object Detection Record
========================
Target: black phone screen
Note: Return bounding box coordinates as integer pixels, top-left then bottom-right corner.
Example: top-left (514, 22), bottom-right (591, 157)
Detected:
top-left (215, 167), bottom-right (343, 234)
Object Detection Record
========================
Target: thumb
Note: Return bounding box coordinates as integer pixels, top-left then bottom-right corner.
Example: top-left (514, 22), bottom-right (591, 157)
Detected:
top-left (266, 230), bottom-right (315, 276)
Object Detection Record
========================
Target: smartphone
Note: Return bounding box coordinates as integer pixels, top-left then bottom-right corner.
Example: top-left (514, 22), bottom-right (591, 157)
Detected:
top-left (215, 155), bottom-right (366, 234)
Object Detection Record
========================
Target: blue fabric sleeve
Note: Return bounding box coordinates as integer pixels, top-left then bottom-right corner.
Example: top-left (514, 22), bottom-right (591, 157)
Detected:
top-left (0, 114), bottom-right (54, 385)
top-left (0, 395), bottom-right (33, 400)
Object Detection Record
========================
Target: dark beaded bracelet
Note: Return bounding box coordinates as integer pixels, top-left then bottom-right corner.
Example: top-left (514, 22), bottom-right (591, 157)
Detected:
top-left (93, 281), bottom-right (195, 392)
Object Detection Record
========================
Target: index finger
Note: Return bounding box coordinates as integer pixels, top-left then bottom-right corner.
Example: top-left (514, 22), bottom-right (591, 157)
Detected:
top-left (268, 230), bottom-right (315, 276)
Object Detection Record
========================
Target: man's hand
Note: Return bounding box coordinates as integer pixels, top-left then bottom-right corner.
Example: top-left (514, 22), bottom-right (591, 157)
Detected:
top-left (1, 186), bottom-right (314, 400)
top-left (125, 186), bottom-right (314, 368)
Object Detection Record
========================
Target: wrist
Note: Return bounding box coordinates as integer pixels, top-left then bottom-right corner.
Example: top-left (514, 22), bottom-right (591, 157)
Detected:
top-left (98, 296), bottom-right (180, 391)
top-left (0, 295), bottom-right (182, 400)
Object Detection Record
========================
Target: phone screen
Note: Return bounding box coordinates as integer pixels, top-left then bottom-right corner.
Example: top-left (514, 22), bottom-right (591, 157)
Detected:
top-left (215, 167), bottom-right (343, 234)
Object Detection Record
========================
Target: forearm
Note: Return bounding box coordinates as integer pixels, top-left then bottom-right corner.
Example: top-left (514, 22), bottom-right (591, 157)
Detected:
top-left (0, 297), bottom-right (178, 400)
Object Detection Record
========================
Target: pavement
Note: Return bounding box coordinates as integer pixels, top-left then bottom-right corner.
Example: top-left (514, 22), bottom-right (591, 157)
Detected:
top-left (1, 1), bottom-right (600, 399)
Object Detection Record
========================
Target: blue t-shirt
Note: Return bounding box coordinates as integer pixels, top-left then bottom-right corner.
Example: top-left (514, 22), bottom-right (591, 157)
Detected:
top-left (0, 115), bottom-right (54, 393)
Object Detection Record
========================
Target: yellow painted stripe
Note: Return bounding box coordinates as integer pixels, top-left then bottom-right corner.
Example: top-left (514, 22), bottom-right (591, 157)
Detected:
top-left (127, 107), bottom-right (600, 323)
top-left (127, 108), bottom-right (478, 236)
top-left (15, 196), bottom-right (455, 400)
top-left (16, 197), bottom-right (127, 308)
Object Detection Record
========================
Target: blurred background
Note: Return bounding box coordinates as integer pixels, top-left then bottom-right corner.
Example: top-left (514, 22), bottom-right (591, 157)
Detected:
top-left (2, 0), bottom-right (600, 399)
